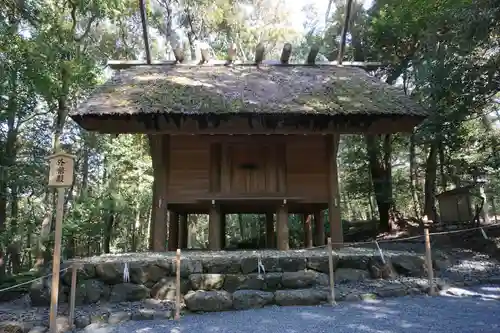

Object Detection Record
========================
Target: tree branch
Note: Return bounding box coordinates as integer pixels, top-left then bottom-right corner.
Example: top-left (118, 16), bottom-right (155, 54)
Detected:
top-left (68, 0), bottom-right (98, 42)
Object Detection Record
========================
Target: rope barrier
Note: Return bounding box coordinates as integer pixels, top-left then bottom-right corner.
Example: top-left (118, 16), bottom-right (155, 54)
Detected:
top-left (305, 221), bottom-right (500, 250)
top-left (312, 222), bottom-right (500, 300)
top-left (0, 267), bottom-right (69, 294)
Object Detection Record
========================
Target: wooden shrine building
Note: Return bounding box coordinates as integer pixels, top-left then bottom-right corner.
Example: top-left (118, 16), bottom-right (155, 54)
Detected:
top-left (71, 45), bottom-right (427, 252)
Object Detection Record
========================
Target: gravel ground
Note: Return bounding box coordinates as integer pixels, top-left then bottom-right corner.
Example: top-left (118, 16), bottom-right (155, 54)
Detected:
top-left (83, 285), bottom-right (500, 333)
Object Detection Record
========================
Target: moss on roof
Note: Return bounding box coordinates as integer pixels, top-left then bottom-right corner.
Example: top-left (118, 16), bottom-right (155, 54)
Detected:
top-left (72, 64), bottom-right (427, 117)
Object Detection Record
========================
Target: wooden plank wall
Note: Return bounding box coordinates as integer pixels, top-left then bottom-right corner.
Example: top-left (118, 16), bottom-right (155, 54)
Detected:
top-left (168, 135), bottom-right (329, 204)
top-left (169, 136), bottom-right (210, 202)
top-left (286, 136), bottom-right (328, 202)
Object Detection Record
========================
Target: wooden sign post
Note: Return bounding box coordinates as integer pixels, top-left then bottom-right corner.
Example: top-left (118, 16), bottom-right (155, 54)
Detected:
top-left (47, 152), bottom-right (75, 333)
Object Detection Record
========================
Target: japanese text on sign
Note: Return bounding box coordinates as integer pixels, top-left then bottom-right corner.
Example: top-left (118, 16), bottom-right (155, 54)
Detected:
top-left (56, 158), bottom-right (66, 183)
top-left (48, 154), bottom-right (74, 187)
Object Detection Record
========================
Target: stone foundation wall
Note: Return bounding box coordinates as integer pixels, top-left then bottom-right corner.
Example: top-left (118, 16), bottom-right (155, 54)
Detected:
top-left (29, 250), bottom-right (441, 312)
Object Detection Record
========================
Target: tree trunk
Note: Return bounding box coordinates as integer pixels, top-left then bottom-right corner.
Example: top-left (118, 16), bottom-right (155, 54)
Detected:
top-left (0, 84), bottom-right (20, 277)
top-left (8, 184), bottom-right (21, 274)
top-left (424, 141), bottom-right (438, 221)
top-left (366, 134), bottom-right (393, 232)
top-left (409, 133), bottom-right (421, 217)
top-left (438, 139), bottom-right (447, 191)
top-left (132, 202), bottom-right (141, 252)
top-left (103, 212), bottom-right (114, 254)
top-left (238, 214), bottom-right (244, 239)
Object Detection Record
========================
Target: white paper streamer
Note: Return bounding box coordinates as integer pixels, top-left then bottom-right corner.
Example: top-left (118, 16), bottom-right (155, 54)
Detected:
top-left (375, 241), bottom-right (386, 264)
top-left (257, 256), bottom-right (266, 280)
top-left (123, 262), bottom-right (130, 282)
top-left (480, 228), bottom-right (488, 240)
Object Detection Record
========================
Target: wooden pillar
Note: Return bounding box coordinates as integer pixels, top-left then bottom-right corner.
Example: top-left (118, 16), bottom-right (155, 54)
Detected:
top-left (265, 213), bottom-right (275, 248)
top-left (303, 214), bottom-right (313, 248)
top-left (168, 211), bottom-right (179, 251)
top-left (178, 213), bottom-right (188, 249)
top-left (313, 210), bottom-right (325, 246)
top-left (209, 203), bottom-right (222, 250)
top-left (327, 134), bottom-right (343, 247)
top-left (276, 201), bottom-right (289, 250)
top-left (220, 213), bottom-right (226, 249)
top-left (479, 184), bottom-right (490, 224)
top-left (149, 134), bottom-right (170, 252)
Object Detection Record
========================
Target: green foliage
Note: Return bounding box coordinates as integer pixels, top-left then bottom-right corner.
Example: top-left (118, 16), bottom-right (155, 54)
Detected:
top-left (0, 0), bottom-right (499, 279)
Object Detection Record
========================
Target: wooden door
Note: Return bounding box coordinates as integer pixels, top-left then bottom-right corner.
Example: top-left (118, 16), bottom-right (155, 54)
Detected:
top-left (230, 144), bottom-right (267, 194)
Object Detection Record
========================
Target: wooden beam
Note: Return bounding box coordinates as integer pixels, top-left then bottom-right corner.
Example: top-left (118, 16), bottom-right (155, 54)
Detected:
top-left (306, 44), bottom-right (320, 65)
top-left (313, 210), bottom-right (325, 246)
top-left (168, 211), bottom-right (179, 251)
top-left (149, 134), bottom-right (169, 251)
top-left (276, 200), bottom-right (289, 250)
top-left (254, 42), bottom-right (265, 65)
top-left (79, 114), bottom-right (422, 136)
top-left (208, 202), bottom-right (222, 250)
top-left (280, 43), bottom-right (292, 64)
top-left (172, 47), bottom-right (185, 63)
top-left (138, 0), bottom-right (152, 64)
top-left (338, 0), bottom-right (354, 65)
top-left (226, 43), bottom-right (237, 65)
top-left (326, 134), bottom-right (343, 247)
top-left (197, 41), bottom-right (211, 64)
top-left (169, 30), bottom-right (185, 63)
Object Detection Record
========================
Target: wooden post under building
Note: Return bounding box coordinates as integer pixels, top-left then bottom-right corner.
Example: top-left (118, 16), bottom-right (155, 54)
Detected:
top-left (265, 213), bottom-right (275, 248)
top-left (304, 214), bottom-right (313, 248)
top-left (209, 202), bottom-right (222, 250)
top-left (178, 213), bottom-right (188, 249)
top-left (277, 201), bottom-right (289, 250)
top-left (168, 211), bottom-right (179, 251)
top-left (314, 211), bottom-right (325, 246)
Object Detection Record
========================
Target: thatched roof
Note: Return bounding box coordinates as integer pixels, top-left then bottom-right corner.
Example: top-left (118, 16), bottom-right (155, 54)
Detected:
top-left (72, 63), bottom-right (427, 118)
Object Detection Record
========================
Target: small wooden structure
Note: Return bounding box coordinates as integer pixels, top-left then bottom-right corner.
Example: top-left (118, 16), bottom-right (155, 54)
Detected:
top-left (70, 45), bottom-right (426, 251)
top-left (436, 184), bottom-right (489, 225)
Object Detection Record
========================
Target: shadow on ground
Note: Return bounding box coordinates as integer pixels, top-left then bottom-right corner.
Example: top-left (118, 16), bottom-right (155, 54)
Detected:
top-left (95, 285), bottom-right (500, 333)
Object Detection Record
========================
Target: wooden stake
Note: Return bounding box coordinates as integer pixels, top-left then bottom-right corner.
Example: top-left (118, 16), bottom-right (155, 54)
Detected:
top-left (327, 237), bottom-right (336, 305)
top-left (175, 249), bottom-right (181, 320)
top-left (306, 44), bottom-right (320, 65)
top-left (338, 0), bottom-right (354, 64)
top-left (423, 225), bottom-right (435, 295)
top-left (280, 43), bottom-right (292, 64)
top-left (49, 187), bottom-right (65, 333)
top-left (68, 264), bottom-right (78, 328)
top-left (254, 42), bottom-right (265, 65)
top-left (138, 0), bottom-right (152, 64)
